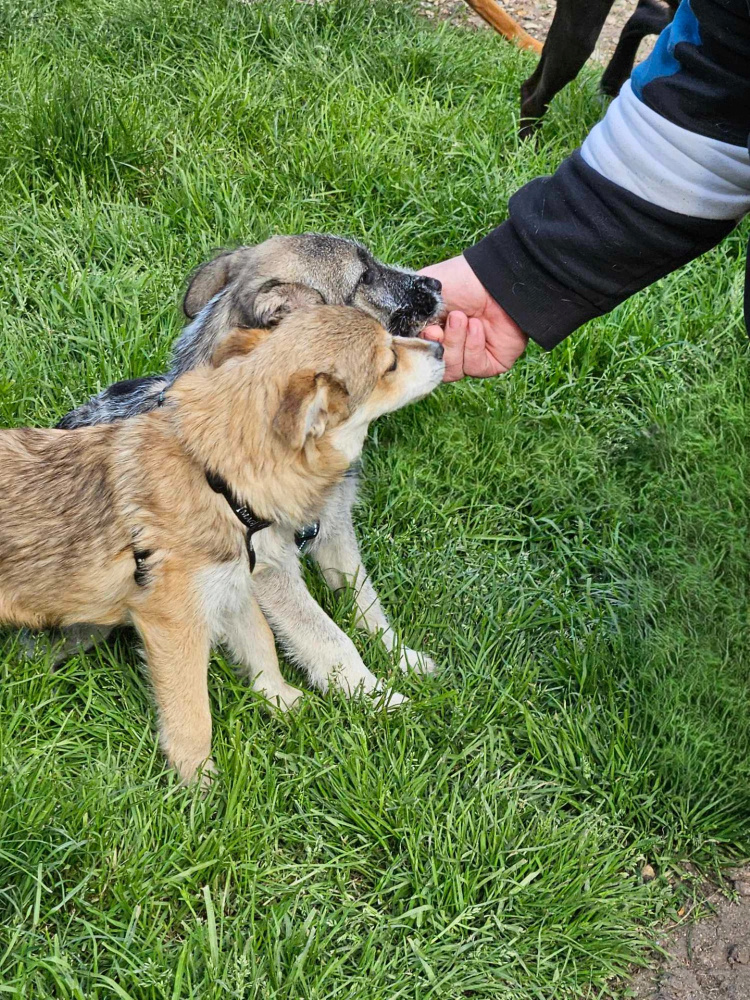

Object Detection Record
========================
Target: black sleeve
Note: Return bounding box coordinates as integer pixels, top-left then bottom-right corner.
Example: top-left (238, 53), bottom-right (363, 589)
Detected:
top-left (464, 152), bottom-right (735, 351)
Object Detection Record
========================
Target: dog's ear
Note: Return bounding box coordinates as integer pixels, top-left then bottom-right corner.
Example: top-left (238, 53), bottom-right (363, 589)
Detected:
top-left (211, 328), bottom-right (270, 367)
top-left (253, 282), bottom-right (325, 327)
top-left (273, 371), bottom-right (350, 451)
top-left (183, 253), bottom-right (233, 319)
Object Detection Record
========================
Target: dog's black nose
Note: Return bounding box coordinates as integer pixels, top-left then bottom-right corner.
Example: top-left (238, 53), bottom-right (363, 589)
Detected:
top-left (431, 342), bottom-right (444, 360)
top-left (418, 276), bottom-right (442, 294)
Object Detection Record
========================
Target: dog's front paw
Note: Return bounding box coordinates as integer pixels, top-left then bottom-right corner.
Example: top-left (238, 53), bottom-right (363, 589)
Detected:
top-left (264, 682), bottom-right (304, 712)
top-left (371, 680), bottom-right (409, 711)
top-left (197, 760), bottom-right (217, 793)
top-left (173, 755), bottom-right (216, 790)
top-left (398, 646), bottom-right (438, 675)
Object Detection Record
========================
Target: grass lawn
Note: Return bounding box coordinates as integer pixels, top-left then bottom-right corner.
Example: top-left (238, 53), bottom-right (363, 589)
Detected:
top-left (0, 0), bottom-right (749, 996)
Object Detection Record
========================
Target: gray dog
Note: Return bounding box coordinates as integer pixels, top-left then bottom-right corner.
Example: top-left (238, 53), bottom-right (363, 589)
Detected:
top-left (46, 234), bottom-right (443, 699)
top-left (59, 234), bottom-right (442, 429)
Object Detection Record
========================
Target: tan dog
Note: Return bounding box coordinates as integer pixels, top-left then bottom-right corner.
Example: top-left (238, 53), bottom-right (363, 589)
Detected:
top-left (46, 236), bottom-right (443, 675)
top-left (0, 306), bottom-right (444, 782)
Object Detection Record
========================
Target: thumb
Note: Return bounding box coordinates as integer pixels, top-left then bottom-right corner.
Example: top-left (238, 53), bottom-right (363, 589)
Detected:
top-left (442, 311), bottom-right (468, 382)
top-left (463, 317), bottom-right (493, 377)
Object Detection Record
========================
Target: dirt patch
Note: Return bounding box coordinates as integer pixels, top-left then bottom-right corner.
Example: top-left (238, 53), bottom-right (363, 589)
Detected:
top-left (627, 868), bottom-right (750, 1000)
top-left (417, 0), bottom-right (660, 65)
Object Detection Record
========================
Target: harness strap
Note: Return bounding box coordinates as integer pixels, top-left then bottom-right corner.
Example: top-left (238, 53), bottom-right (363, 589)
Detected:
top-left (205, 470), bottom-right (271, 572)
top-left (295, 520), bottom-right (320, 552)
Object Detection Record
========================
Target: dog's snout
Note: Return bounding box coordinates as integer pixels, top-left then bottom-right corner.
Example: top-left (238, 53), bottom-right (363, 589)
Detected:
top-left (418, 276), bottom-right (442, 295)
top-left (430, 341), bottom-right (444, 361)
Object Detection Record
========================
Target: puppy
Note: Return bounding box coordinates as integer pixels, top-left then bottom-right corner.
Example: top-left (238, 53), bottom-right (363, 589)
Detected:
top-left (49, 236), bottom-right (443, 681)
top-left (58, 234), bottom-right (443, 429)
top-left (1, 307), bottom-right (445, 782)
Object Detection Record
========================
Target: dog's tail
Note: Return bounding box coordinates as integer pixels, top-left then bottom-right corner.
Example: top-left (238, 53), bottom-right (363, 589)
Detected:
top-left (56, 375), bottom-right (170, 429)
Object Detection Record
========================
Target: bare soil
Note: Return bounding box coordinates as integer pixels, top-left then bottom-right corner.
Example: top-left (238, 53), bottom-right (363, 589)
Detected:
top-left (626, 868), bottom-right (750, 1000)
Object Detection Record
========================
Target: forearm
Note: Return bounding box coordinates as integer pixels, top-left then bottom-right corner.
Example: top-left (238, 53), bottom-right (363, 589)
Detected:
top-left (466, 0), bottom-right (750, 350)
top-left (465, 146), bottom-right (738, 350)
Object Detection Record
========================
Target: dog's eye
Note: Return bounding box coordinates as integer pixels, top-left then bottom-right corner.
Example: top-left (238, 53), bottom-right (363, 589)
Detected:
top-left (359, 269), bottom-right (375, 286)
top-left (386, 351), bottom-right (398, 373)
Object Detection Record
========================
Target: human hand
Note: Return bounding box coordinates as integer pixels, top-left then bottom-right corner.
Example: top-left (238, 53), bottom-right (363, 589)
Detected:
top-left (419, 255), bottom-right (528, 382)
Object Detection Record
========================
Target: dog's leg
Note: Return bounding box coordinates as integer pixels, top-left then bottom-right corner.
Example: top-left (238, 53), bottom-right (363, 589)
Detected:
top-left (253, 561), bottom-right (406, 707)
top-left (223, 594), bottom-right (303, 711)
top-left (130, 598), bottom-right (214, 787)
top-left (600, 0), bottom-right (674, 97)
top-left (519, 0), bottom-right (613, 138)
top-left (312, 517), bottom-right (437, 676)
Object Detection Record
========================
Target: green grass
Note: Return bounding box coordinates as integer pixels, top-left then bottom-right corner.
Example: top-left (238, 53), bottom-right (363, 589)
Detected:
top-left (0, 0), bottom-right (749, 996)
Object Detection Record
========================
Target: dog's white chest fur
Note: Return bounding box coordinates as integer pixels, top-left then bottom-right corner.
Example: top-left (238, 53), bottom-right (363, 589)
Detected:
top-left (197, 524), bottom-right (297, 644)
top-left (198, 559), bottom-right (254, 643)
top-left (252, 524), bottom-right (299, 574)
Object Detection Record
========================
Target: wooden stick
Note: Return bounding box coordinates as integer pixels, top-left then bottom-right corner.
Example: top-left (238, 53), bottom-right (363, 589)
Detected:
top-left (462, 0), bottom-right (544, 54)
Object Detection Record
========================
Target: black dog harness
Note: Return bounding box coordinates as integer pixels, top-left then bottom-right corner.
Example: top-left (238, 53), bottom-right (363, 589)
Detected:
top-left (161, 379), bottom-right (319, 569)
top-left (294, 520), bottom-right (320, 552)
top-left (206, 471), bottom-right (271, 573)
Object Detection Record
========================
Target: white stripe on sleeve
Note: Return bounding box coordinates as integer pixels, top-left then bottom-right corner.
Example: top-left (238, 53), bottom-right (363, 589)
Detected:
top-left (581, 80), bottom-right (750, 221)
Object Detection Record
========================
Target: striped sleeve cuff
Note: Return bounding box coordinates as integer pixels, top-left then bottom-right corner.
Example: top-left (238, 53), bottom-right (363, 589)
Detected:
top-left (581, 81), bottom-right (750, 222)
top-left (464, 152), bottom-right (735, 350)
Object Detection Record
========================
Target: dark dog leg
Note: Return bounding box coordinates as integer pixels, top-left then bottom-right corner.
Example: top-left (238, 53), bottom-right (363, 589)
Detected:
top-left (20, 623), bottom-right (113, 667)
top-left (520, 0), bottom-right (613, 139)
top-left (600, 0), bottom-right (676, 97)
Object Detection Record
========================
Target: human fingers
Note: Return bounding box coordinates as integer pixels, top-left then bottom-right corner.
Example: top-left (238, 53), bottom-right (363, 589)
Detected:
top-left (441, 311), bottom-right (468, 382)
top-left (418, 256), bottom-right (487, 318)
top-left (462, 317), bottom-right (494, 378)
top-left (420, 323), bottom-right (444, 343)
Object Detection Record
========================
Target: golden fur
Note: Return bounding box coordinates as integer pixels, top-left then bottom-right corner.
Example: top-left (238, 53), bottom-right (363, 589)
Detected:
top-left (0, 306), bottom-right (444, 782)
